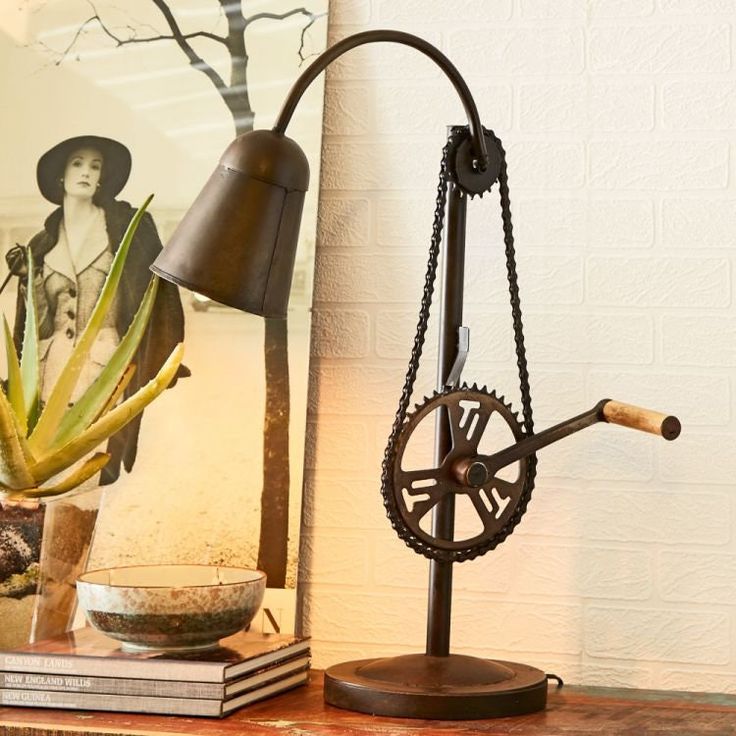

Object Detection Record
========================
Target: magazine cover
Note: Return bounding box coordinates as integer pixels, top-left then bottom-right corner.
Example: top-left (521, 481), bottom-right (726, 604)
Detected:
top-left (0, 0), bottom-right (328, 647)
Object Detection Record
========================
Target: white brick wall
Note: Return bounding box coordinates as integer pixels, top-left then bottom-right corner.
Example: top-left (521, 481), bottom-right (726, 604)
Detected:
top-left (301, 0), bottom-right (736, 692)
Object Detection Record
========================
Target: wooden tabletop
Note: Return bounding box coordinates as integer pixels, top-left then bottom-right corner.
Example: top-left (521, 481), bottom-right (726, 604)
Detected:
top-left (1, 671), bottom-right (736, 735)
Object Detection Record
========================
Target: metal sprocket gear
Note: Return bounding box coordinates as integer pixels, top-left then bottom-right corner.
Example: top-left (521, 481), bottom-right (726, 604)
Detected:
top-left (381, 384), bottom-right (537, 563)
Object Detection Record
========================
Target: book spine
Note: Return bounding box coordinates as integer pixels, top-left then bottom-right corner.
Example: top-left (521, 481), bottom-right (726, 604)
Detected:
top-left (0, 654), bottom-right (219, 683)
top-left (0, 654), bottom-right (310, 699)
top-left (0, 689), bottom-right (222, 717)
top-left (0, 640), bottom-right (309, 683)
top-left (0, 673), bottom-right (310, 718)
top-left (0, 671), bottom-right (224, 699)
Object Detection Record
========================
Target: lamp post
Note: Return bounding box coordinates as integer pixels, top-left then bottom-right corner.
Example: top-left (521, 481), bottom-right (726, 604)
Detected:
top-left (152, 30), bottom-right (680, 720)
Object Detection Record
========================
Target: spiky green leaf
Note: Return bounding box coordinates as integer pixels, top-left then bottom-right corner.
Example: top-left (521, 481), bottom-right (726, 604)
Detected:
top-left (0, 385), bottom-right (34, 490)
top-left (3, 317), bottom-right (27, 436)
top-left (30, 342), bottom-right (183, 484)
top-left (94, 364), bottom-right (136, 423)
top-left (18, 453), bottom-right (111, 499)
top-left (29, 195), bottom-right (154, 454)
top-left (52, 277), bottom-right (159, 449)
top-left (20, 250), bottom-right (39, 431)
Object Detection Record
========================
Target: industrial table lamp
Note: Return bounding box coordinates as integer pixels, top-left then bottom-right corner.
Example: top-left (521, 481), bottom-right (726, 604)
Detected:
top-left (152, 30), bottom-right (681, 720)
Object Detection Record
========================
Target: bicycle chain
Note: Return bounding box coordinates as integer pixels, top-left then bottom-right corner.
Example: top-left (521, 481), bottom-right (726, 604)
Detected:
top-left (380, 126), bottom-right (537, 563)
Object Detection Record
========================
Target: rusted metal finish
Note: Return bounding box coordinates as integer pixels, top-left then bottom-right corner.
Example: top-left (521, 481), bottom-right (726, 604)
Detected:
top-left (2, 673), bottom-right (736, 735)
top-left (387, 386), bottom-right (531, 562)
top-left (151, 26), bottom-right (685, 721)
top-left (425, 181), bottom-right (466, 658)
top-left (324, 654), bottom-right (547, 719)
top-left (447, 129), bottom-right (502, 196)
top-left (274, 31), bottom-right (490, 170)
top-left (151, 130), bottom-right (309, 318)
top-left (380, 127), bottom-right (538, 566)
top-left (384, 390), bottom-right (683, 565)
top-left (475, 400), bottom-right (607, 477)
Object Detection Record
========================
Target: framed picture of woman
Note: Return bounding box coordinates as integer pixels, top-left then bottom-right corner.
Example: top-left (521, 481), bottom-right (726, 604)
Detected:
top-left (0, 0), bottom-right (328, 646)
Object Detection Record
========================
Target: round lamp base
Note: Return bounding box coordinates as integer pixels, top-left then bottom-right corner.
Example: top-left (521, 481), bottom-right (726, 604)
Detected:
top-left (324, 653), bottom-right (548, 720)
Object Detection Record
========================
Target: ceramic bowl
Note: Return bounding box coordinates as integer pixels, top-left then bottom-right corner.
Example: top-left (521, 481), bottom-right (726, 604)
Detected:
top-left (76, 564), bottom-right (266, 652)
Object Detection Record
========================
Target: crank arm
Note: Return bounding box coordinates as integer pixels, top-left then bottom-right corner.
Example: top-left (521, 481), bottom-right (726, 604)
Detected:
top-left (454, 400), bottom-right (681, 487)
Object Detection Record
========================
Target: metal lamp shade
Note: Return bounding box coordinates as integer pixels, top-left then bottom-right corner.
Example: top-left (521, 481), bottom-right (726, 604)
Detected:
top-left (151, 129), bottom-right (310, 318)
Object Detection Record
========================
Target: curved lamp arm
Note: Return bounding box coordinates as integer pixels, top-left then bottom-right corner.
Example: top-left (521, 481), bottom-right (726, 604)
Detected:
top-left (153, 30), bottom-right (492, 318)
top-left (274, 30), bottom-right (489, 170)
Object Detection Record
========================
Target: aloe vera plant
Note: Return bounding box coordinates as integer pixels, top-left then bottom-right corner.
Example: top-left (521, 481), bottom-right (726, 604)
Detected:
top-left (0, 196), bottom-right (183, 503)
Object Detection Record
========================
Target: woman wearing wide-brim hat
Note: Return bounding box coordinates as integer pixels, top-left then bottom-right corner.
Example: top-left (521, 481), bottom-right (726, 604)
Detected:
top-left (6, 134), bottom-right (189, 485)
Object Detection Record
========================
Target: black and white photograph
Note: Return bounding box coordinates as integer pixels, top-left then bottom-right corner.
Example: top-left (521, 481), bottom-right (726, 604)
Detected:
top-left (0, 0), bottom-right (328, 648)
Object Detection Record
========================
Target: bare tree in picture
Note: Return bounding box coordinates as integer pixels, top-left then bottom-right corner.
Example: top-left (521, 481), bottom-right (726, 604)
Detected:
top-left (43, 0), bottom-right (326, 588)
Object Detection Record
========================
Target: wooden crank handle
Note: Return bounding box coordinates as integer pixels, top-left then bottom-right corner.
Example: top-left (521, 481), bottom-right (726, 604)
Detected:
top-left (600, 400), bottom-right (681, 441)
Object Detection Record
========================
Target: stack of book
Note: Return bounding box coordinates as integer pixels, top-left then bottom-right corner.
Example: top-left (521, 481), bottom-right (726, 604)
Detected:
top-left (0, 627), bottom-right (310, 717)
